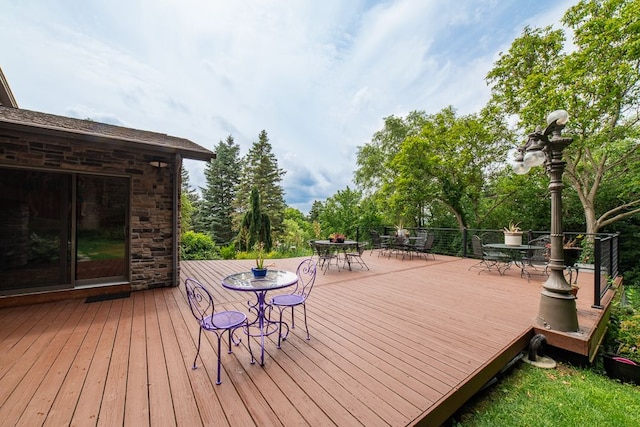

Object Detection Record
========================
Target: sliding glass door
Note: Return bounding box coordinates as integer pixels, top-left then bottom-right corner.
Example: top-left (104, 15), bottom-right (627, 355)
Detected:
top-left (0, 168), bottom-right (128, 294)
top-left (75, 174), bottom-right (128, 284)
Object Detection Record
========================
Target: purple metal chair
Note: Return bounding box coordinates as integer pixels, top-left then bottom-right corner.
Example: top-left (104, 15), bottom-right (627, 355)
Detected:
top-left (270, 258), bottom-right (317, 347)
top-left (184, 277), bottom-right (250, 384)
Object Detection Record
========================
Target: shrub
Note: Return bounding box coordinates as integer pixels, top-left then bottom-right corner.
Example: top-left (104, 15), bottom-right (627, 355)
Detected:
top-left (180, 231), bottom-right (219, 260)
top-left (219, 243), bottom-right (237, 260)
top-left (605, 284), bottom-right (640, 360)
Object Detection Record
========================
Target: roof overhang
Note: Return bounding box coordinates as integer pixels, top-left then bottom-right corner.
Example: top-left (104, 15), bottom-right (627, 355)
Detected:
top-left (0, 108), bottom-right (215, 162)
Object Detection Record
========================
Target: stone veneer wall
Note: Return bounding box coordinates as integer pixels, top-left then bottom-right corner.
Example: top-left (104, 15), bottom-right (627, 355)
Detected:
top-left (0, 130), bottom-right (178, 290)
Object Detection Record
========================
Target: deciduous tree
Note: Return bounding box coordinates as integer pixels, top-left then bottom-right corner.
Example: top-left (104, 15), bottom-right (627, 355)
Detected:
top-left (486, 0), bottom-right (640, 234)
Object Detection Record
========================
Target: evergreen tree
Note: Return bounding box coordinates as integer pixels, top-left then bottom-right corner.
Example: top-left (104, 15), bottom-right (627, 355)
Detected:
top-left (200, 135), bottom-right (241, 244)
top-left (308, 200), bottom-right (324, 222)
top-left (236, 130), bottom-right (286, 237)
top-left (238, 188), bottom-right (272, 251)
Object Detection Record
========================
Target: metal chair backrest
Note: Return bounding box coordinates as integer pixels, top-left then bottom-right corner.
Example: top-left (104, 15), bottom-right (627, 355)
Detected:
top-left (356, 242), bottom-right (367, 255)
top-left (369, 230), bottom-right (382, 248)
top-left (423, 233), bottom-right (435, 251)
top-left (184, 278), bottom-right (214, 323)
top-left (292, 258), bottom-right (317, 299)
top-left (471, 235), bottom-right (484, 257)
top-left (527, 235), bottom-right (550, 264)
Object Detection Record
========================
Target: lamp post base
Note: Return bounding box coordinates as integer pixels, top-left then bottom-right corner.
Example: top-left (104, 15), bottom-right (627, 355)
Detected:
top-left (536, 290), bottom-right (579, 332)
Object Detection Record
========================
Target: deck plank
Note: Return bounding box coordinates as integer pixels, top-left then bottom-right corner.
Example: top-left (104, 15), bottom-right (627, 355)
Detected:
top-left (0, 254), bottom-right (611, 427)
top-left (96, 294), bottom-right (134, 427)
top-left (144, 290), bottom-right (177, 426)
top-left (123, 292), bottom-right (150, 427)
top-left (0, 300), bottom-right (78, 410)
top-left (43, 301), bottom-right (112, 426)
top-left (70, 300), bottom-right (124, 426)
top-left (16, 302), bottom-right (93, 426)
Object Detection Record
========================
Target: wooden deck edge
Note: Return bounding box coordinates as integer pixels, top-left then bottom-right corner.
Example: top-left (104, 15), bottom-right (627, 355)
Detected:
top-left (410, 329), bottom-right (535, 427)
top-left (0, 283), bottom-right (132, 308)
top-left (533, 285), bottom-right (616, 360)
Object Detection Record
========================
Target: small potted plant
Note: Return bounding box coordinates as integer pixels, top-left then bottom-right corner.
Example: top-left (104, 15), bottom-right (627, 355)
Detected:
top-left (503, 221), bottom-right (523, 246)
top-left (251, 242), bottom-right (269, 277)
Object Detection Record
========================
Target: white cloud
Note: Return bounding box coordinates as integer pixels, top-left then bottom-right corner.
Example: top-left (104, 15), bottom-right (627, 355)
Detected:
top-left (0, 0), bottom-right (578, 214)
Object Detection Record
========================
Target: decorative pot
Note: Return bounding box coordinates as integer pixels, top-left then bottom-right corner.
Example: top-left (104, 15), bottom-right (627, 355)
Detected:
top-left (251, 268), bottom-right (268, 278)
top-left (563, 248), bottom-right (582, 266)
top-left (603, 353), bottom-right (640, 385)
top-left (504, 232), bottom-right (523, 246)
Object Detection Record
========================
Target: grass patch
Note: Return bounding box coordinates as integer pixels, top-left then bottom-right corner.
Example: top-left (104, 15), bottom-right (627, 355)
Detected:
top-left (451, 361), bottom-right (640, 426)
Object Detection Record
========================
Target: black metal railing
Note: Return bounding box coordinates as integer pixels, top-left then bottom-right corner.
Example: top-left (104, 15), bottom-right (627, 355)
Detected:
top-left (358, 226), bottom-right (620, 309)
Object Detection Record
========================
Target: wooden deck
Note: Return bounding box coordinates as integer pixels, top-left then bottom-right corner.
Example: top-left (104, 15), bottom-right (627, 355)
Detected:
top-left (0, 253), bottom-right (613, 426)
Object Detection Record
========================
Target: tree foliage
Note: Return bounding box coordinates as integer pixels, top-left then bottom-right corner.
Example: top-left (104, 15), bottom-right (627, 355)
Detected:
top-left (200, 135), bottom-right (242, 244)
top-left (236, 130), bottom-right (287, 237)
top-left (180, 166), bottom-right (198, 233)
top-left (238, 187), bottom-right (272, 251)
top-left (486, 0), bottom-right (640, 234)
top-left (317, 186), bottom-right (363, 238)
top-left (355, 107), bottom-right (512, 229)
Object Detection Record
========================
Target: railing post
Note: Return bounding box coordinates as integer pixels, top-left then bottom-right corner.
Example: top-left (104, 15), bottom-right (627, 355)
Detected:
top-left (592, 236), bottom-right (603, 309)
top-left (462, 228), bottom-right (468, 258)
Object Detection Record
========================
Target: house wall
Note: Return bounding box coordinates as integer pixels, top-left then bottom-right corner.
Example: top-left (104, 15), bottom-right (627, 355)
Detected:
top-left (0, 129), bottom-right (178, 291)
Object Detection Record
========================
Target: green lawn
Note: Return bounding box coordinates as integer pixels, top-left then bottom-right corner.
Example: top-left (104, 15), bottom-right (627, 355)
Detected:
top-left (452, 361), bottom-right (640, 426)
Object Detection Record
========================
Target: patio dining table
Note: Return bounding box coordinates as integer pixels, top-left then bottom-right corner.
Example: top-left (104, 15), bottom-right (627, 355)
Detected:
top-left (484, 242), bottom-right (532, 274)
top-left (222, 269), bottom-right (298, 366)
top-left (313, 240), bottom-right (358, 272)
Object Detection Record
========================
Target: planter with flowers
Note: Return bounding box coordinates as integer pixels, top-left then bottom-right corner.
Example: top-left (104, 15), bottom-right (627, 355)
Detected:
top-left (329, 233), bottom-right (346, 243)
top-left (503, 221), bottom-right (523, 246)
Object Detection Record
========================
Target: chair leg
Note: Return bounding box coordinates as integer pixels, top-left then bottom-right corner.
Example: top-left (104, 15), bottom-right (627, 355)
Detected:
top-left (216, 334), bottom-right (223, 385)
top-left (192, 328), bottom-right (203, 370)
top-left (277, 308), bottom-right (284, 348)
top-left (290, 306), bottom-right (296, 329)
top-left (302, 303), bottom-right (310, 340)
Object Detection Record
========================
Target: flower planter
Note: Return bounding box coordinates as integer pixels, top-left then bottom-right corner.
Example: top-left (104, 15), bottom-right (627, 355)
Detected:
top-left (251, 268), bottom-right (268, 278)
top-left (563, 248), bottom-right (582, 266)
top-left (504, 232), bottom-right (523, 246)
top-left (603, 353), bottom-right (640, 385)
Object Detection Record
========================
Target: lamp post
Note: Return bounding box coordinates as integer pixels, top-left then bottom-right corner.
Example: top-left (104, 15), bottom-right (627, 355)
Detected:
top-left (513, 109), bottom-right (579, 332)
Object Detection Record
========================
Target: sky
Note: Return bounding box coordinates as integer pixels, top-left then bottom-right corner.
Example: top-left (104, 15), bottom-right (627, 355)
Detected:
top-left (0, 0), bottom-right (577, 214)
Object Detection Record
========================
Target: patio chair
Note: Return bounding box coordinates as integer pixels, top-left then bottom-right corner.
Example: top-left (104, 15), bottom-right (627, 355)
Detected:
top-left (409, 232), bottom-right (435, 260)
top-left (388, 234), bottom-right (409, 259)
top-left (270, 258), bottom-right (317, 347)
top-left (184, 277), bottom-right (250, 384)
top-left (343, 242), bottom-right (370, 270)
top-left (369, 230), bottom-right (388, 256)
top-left (468, 234), bottom-right (509, 275)
top-left (311, 241), bottom-right (340, 274)
top-left (521, 235), bottom-right (550, 281)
